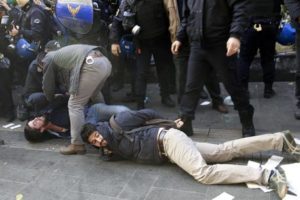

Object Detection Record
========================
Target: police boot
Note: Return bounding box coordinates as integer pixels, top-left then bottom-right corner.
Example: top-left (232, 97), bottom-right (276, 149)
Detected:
top-left (179, 116), bottom-right (194, 136)
top-left (264, 84), bottom-right (276, 99)
top-left (238, 105), bottom-right (255, 137)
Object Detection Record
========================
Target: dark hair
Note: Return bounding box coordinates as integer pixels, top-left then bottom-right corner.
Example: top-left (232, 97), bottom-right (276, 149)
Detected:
top-left (81, 123), bottom-right (97, 143)
top-left (24, 121), bottom-right (46, 142)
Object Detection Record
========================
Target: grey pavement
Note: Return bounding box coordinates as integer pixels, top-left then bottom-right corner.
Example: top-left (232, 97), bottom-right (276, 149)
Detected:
top-left (0, 82), bottom-right (299, 200)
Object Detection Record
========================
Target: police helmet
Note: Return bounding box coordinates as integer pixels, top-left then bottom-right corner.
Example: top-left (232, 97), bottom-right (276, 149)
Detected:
top-left (277, 23), bottom-right (296, 46)
top-left (16, 38), bottom-right (38, 59)
top-left (119, 34), bottom-right (135, 57)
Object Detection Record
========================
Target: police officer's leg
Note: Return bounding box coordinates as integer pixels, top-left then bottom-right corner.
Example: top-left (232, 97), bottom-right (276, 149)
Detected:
top-left (179, 41), bottom-right (210, 135)
top-left (295, 29), bottom-right (300, 119)
top-left (204, 69), bottom-right (227, 113)
top-left (173, 44), bottom-right (189, 103)
top-left (259, 26), bottom-right (277, 98)
top-left (238, 28), bottom-right (259, 91)
top-left (152, 36), bottom-right (175, 107)
top-left (135, 43), bottom-right (152, 109)
top-left (0, 64), bottom-right (15, 121)
top-left (208, 45), bottom-right (255, 137)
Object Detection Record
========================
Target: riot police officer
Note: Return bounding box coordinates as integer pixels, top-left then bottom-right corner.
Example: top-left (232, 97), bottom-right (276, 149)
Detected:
top-left (238, 0), bottom-right (283, 98)
top-left (9, 0), bottom-right (52, 49)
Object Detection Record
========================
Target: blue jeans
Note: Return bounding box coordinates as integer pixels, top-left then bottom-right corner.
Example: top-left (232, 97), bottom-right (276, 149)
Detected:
top-left (85, 103), bottom-right (130, 125)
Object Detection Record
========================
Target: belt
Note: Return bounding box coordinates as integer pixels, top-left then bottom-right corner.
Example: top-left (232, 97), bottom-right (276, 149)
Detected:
top-left (157, 128), bottom-right (168, 159)
top-left (85, 50), bottom-right (103, 64)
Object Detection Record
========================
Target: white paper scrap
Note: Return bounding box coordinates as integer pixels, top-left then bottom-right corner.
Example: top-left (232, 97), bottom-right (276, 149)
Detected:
top-left (294, 138), bottom-right (300, 145)
top-left (200, 101), bottom-right (211, 106)
top-left (246, 158), bottom-right (281, 193)
top-left (2, 123), bottom-right (14, 128)
top-left (10, 124), bottom-right (21, 130)
top-left (212, 192), bottom-right (234, 200)
top-left (281, 163), bottom-right (300, 198)
top-left (283, 194), bottom-right (299, 200)
top-left (263, 155), bottom-right (283, 170)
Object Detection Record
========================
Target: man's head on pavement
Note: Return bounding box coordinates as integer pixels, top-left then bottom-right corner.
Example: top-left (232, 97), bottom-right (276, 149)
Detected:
top-left (81, 123), bottom-right (107, 148)
top-left (24, 115), bottom-right (49, 142)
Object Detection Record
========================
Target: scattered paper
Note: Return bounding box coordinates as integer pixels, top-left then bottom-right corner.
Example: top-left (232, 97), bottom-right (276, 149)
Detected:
top-left (200, 101), bottom-right (211, 106)
top-left (16, 194), bottom-right (23, 200)
top-left (281, 163), bottom-right (300, 198)
top-left (283, 194), bottom-right (299, 200)
top-left (263, 155), bottom-right (283, 170)
top-left (2, 123), bottom-right (14, 128)
top-left (246, 156), bottom-right (284, 193)
top-left (10, 124), bottom-right (21, 130)
top-left (212, 192), bottom-right (234, 200)
top-left (294, 138), bottom-right (300, 145)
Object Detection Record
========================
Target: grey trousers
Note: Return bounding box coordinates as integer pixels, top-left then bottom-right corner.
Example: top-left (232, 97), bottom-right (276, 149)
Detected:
top-left (163, 130), bottom-right (284, 185)
top-left (68, 56), bottom-right (112, 145)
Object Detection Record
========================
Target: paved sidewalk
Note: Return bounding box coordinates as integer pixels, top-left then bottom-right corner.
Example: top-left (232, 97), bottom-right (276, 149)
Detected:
top-left (0, 82), bottom-right (299, 200)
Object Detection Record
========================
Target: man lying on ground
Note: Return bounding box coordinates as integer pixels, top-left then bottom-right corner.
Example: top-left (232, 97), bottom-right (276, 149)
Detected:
top-left (24, 103), bottom-right (129, 143)
top-left (81, 109), bottom-right (300, 199)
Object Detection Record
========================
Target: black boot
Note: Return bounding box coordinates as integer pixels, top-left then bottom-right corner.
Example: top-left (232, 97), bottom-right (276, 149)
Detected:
top-left (238, 105), bottom-right (255, 137)
top-left (264, 84), bottom-right (275, 99)
top-left (179, 116), bottom-right (194, 136)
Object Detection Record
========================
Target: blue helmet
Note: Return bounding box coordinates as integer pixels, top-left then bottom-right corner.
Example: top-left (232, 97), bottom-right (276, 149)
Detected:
top-left (119, 34), bottom-right (136, 57)
top-left (16, 38), bottom-right (39, 59)
top-left (277, 23), bottom-right (296, 46)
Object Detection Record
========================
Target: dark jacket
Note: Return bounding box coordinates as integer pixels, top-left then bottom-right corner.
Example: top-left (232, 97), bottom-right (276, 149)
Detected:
top-left (177, 0), bottom-right (247, 47)
top-left (110, 0), bottom-right (169, 43)
top-left (23, 59), bottom-right (43, 98)
top-left (19, 2), bottom-right (52, 48)
top-left (95, 109), bottom-right (166, 164)
top-left (284, 0), bottom-right (300, 27)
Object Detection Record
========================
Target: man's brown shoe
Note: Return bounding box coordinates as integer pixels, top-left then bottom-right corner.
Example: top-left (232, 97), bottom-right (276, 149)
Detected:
top-left (60, 144), bottom-right (86, 155)
top-left (212, 103), bottom-right (229, 114)
top-left (281, 131), bottom-right (300, 162)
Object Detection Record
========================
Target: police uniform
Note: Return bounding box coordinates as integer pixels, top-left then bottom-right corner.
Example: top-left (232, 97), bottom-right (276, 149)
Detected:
top-left (19, 2), bottom-right (52, 49)
top-left (238, 0), bottom-right (283, 98)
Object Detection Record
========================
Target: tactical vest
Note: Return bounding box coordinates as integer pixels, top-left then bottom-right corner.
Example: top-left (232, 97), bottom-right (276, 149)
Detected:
top-left (134, 0), bottom-right (168, 40)
top-left (246, 0), bottom-right (281, 19)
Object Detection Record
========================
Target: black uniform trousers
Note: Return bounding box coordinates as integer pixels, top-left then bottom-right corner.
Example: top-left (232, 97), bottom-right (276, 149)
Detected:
top-left (180, 41), bottom-right (252, 119)
top-left (135, 35), bottom-right (173, 102)
top-left (173, 44), bottom-right (223, 104)
top-left (238, 24), bottom-right (278, 89)
top-left (296, 30), bottom-right (300, 107)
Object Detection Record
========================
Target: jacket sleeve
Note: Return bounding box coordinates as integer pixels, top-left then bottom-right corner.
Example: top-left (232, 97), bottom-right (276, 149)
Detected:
top-left (115, 109), bottom-right (164, 130)
top-left (20, 8), bottom-right (47, 42)
top-left (163, 0), bottom-right (180, 42)
top-left (42, 59), bottom-right (56, 102)
top-left (284, 0), bottom-right (300, 22)
top-left (176, 0), bottom-right (189, 43)
top-left (109, 0), bottom-right (126, 44)
top-left (228, 0), bottom-right (248, 39)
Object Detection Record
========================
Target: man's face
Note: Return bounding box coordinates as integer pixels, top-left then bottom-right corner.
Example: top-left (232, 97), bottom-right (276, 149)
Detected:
top-left (28, 116), bottom-right (46, 131)
top-left (88, 131), bottom-right (107, 147)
